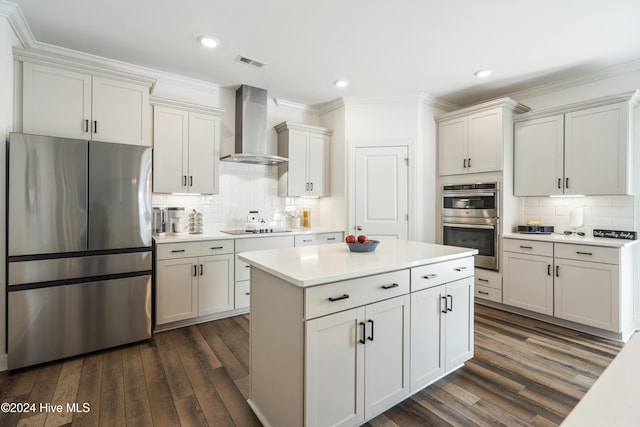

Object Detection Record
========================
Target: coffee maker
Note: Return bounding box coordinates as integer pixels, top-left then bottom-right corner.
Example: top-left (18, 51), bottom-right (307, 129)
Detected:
top-left (167, 207), bottom-right (186, 235)
top-left (152, 207), bottom-right (167, 236)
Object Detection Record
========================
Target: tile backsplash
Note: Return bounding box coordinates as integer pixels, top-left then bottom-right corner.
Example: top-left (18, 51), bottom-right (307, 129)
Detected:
top-left (521, 195), bottom-right (635, 234)
top-left (152, 162), bottom-right (319, 233)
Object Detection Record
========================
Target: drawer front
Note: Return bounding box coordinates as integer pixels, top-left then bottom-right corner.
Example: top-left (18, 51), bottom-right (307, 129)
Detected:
top-left (235, 280), bottom-right (250, 309)
top-left (475, 270), bottom-right (502, 290)
top-left (295, 232), bottom-right (343, 247)
top-left (554, 243), bottom-right (619, 264)
top-left (410, 257), bottom-right (474, 292)
top-left (156, 240), bottom-right (234, 260)
top-left (305, 270), bottom-right (410, 319)
top-left (235, 235), bottom-right (294, 253)
top-left (235, 255), bottom-right (251, 282)
top-left (475, 285), bottom-right (502, 303)
top-left (503, 238), bottom-right (553, 257)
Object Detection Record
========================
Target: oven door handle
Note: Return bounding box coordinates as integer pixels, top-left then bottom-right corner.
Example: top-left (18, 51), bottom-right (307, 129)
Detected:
top-left (443, 192), bottom-right (496, 198)
top-left (443, 222), bottom-right (496, 230)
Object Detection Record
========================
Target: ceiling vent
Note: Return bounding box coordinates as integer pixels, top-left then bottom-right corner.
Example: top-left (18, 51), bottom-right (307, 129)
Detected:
top-left (235, 55), bottom-right (267, 68)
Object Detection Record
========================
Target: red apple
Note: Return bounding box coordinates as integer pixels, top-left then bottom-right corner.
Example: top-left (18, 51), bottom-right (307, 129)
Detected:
top-left (345, 235), bottom-right (356, 243)
top-left (357, 235), bottom-right (367, 243)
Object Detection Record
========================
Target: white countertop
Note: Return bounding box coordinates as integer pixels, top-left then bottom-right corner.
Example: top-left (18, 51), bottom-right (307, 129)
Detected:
top-left (238, 239), bottom-right (477, 287)
top-left (503, 233), bottom-right (638, 248)
top-left (154, 227), bottom-right (343, 244)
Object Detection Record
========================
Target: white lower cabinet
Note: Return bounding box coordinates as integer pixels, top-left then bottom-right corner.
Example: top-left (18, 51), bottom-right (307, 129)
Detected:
top-left (410, 277), bottom-right (473, 392)
top-left (155, 240), bottom-right (234, 326)
top-left (305, 295), bottom-right (410, 427)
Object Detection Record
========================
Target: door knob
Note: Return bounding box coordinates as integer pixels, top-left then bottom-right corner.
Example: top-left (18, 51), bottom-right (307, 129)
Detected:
top-left (356, 225), bottom-right (363, 231)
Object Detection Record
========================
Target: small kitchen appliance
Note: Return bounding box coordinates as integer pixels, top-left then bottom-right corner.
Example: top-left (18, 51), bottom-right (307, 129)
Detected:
top-left (517, 225), bottom-right (554, 234)
top-left (168, 207), bottom-right (186, 235)
top-left (153, 207), bottom-right (167, 236)
top-left (245, 210), bottom-right (260, 232)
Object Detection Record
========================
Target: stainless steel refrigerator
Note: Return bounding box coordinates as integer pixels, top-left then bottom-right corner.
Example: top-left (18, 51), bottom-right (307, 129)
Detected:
top-left (7, 133), bottom-right (152, 370)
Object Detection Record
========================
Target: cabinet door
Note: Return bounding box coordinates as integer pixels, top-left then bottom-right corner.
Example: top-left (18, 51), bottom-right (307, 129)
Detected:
top-left (410, 285), bottom-right (445, 392)
top-left (503, 252), bottom-right (554, 315)
top-left (554, 258), bottom-right (619, 331)
top-left (287, 130), bottom-right (309, 196)
top-left (565, 102), bottom-right (630, 195)
top-left (188, 112), bottom-right (218, 194)
top-left (198, 254), bottom-right (234, 316)
top-left (467, 108), bottom-right (502, 174)
top-left (438, 117), bottom-right (467, 175)
top-left (364, 295), bottom-right (410, 418)
top-left (23, 62), bottom-right (92, 140)
top-left (153, 106), bottom-right (188, 193)
top-left (91, 77), bottom-right (149, 145)
top-left (444, 277), bottom-right (474, 370)
top-left (156, 257), bottom-right (198, 325)
top-left (305, 307), bottom-right (365, 427)
top-left (514, 115), bottom-right (564, 196)
top-left (307, 133), bottom-right (328, 196)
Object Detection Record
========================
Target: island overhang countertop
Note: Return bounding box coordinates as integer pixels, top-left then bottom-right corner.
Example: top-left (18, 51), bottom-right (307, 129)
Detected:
top-left (238, 239), bottom-right (478, 287)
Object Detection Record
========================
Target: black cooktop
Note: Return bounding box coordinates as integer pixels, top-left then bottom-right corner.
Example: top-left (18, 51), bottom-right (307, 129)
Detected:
top-left (221, 229), bottom-right (292, 235)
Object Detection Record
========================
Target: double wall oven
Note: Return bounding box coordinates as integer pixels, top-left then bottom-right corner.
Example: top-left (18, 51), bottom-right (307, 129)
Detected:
top-left (442, 182), bottom-right (499, 270)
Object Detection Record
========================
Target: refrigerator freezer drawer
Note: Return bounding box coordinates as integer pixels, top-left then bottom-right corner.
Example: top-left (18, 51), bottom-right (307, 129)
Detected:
top-left (8, 251), bottom-right (152, 286)
top-left (8, 275), bottom-right (152, 370)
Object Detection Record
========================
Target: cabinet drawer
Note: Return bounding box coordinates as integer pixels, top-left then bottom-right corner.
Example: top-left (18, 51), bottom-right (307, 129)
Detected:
top-left (156, 240), bottom-right (234, 260)
top-left (304, 270), bottom-right (409, 320)
top-left (503, 238), bottom-right (553, 257)
top-left (410, 257), bottom-right (474, 292)
top-left (475, 270), bottom-right (502, 290)
top-left (235, 235), bottom-right (294, 253)
top-left (554, 243), bottom-right (619, 264)
top-left (294, 232), bottom-right (343, 247)
top-left (235, 280), bottom-right (250, 309)
top-left (475, 285), bottom-right (502, 303)
top-left (235, 255), bottom-right (251, 282)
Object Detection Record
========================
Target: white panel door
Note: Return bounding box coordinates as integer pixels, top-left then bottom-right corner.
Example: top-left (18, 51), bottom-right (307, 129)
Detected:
top-left (444, 277), bottom-right (474, 370)
top-left (354, 146), bottom-right (408, 240)
top-left (467, 108), bottom-right (502, 173)
top-left (198, 254), bottom-right (234, 315)
top-left (23, 62), bottom-right (92, 140)
top-left (364, 295), bottom-right (410, 418)
top-left (503, 252), bottom-right (554, 315)
top-left (156, 257), bottom-right (198, 325)
top-left (438, 117), bottom-right (467, 175)
top-left (153, 106), bottom-right (188, 193)
top-left (514, 115), bottom-right (564, 196)
top-left (288, 130), bottom-right (310, 196)
top-left (565, 102), bottom-right (629, 195)
top-left (308, 133), bottom-right (328, 196)
top-left (91, 76), bottom-right (149, 145)
top-left (410, 285), bottom-right (445, 392)
top-left (305, 307), bottom-right (365, 427)
top-left (188, 112), bottom-right (217, 194)
top-left (554, 258), bottom-right (619, 331)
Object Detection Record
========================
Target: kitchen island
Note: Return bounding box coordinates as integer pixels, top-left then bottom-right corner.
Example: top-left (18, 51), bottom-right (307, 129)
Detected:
top-left (239, 239), bottom-right (477, 427)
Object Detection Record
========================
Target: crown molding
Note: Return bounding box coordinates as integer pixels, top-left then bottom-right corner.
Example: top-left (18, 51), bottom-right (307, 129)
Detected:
top-left (317, 98), bottom-right (345, 115)
top-left (1, 0), bottom-right (32, 49)
top-left (273, 97), bottom-right (319, 115)
top-left (150, 96), bottom-right (225, 116)
top-left (418, 92), bottom-right (459, 112)
top-left (435, 97), bottom-right (530, 122)
top-left (274, 121), bottom-right (333, 136)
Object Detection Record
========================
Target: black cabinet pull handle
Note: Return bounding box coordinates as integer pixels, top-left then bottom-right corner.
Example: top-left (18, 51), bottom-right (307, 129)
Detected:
top-left (210, 246), bottom-right (224, 250)
top-left (454, 266), bottom-right (467, 272)
top-left (189, 176), bottom-right (193, 186)
top-left (548, 264), bottom-right (551, 276)
top-left (441, 296), bottom-right (447, 314)
top-left (171, 249), bottom-right (186, 253)
top-left (93, 120), bottom-right (97, 134)
top-left (193, 265), bottom-right (197, 276)
top-left (566, 177), bottom-right (569, 189)
top-left (556, 266), bottom-right (560, 277)
top-left (245, 292), bottom-right (250, 295)
top-left (422, 274), bottom-right (438, 279)
top-left (305, 183), bottom-right (309, 191)
top-left (558, 178), bottom-right (562, 189)
top-left (478, 278), bottom-right (489, 282)
top-left (468, 158), bottom-right (471, 168)
top-left (245, 265), bottom-right (250, 268)
top-left (463, 158), bottom-right (467, 168)
top-left (327, 237), bottom-right (336, 241)
top-left (359, 322), bottom-right (366, 344)
top-left (84, 119), bottom-right (89, 132)
top-left (200, 264), bottom-right (203, 275)
top-left (478, 291), bottom-right (489, 295)
top-left (576, 251), bottom-right (593, 256)
top-left (519, 245), bottom-right (533, 249)
top-left (183, 176), bottom-right (187, 186)
top-left (447, 294), bottom-right (453, 312)
top-left (303, 239), bottom-right (312, 242)
top-left (328, 294), bottom-right (349, 302)
top-left (367, 319), bottom-right (374, 341)
top-left (381, 283), bottom-right (399, 290)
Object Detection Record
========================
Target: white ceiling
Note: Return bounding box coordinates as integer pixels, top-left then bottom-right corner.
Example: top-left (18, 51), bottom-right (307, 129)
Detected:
top-left (11, 0), bottom-right (640, 107)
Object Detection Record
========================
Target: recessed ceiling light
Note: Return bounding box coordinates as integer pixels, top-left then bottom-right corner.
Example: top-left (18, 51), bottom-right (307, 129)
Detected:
top-left (334, 79), bottom-right (349, 88)
top-left (199, 36), bottom-right (219, 48)
top-left (474, 69), bottom-right (492, 78)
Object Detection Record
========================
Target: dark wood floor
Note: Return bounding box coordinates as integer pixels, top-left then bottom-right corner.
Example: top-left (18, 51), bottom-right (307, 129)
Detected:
top-left (0, 304), bottom-right (622, 427)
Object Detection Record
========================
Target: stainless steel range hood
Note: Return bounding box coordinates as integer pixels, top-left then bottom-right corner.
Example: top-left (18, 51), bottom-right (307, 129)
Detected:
top-left (220, 85), bottom-right (288, 165)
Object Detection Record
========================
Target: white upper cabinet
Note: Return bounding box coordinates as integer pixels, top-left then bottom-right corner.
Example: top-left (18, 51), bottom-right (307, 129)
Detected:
top-left (437, 99), bottom-right (529, 176)
top-left (152, 104), bottom-right (223, 195)
top-left (23, 62), bottom-right (150, 145)
top-left (514, 92), bottom-right (638, 196)
top-left (275, 122), bottom-right (333, 197)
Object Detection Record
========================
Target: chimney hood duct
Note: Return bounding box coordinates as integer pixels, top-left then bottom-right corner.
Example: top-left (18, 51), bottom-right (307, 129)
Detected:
top-left (220, 85), bottom-right (288, 165)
